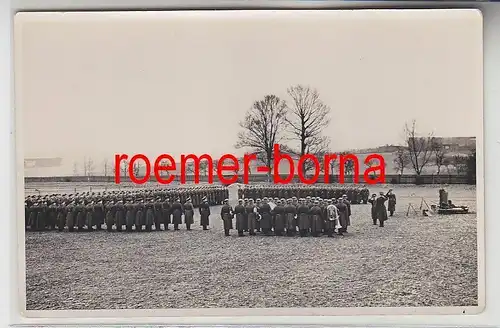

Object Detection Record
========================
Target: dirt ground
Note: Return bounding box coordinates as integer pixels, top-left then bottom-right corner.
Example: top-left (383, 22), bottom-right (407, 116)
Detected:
top-left (24, 184), bottom-right (478, 310)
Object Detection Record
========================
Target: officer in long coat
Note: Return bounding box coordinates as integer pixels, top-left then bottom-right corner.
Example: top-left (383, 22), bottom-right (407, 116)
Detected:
top-left (135, 200), bottom-right (145, 232)
top-left (75, 201), bottom-right (86, 232)
top-left (342, 194), bottom-right (352, 233)
top-left (184, 197), bottom-right (195, 230)
top-left (309, 200), bottom-right (323, 237)
top-left (199, 196), bottom-right (210, 230)
top-left (258, 198), bottom-right (272, 236)
top-left (297, 198), bottom-right (310, 237)
top-left (145, 199), bottom-right (156, 232)
top-left (154, 198), bottom-right (164, 231)
top-left (375, 192), bottom-right (388, 227)
top-left (245, 199), bottom-right (258, 236)
top-left (171, 198), bottom-right (184, 231)
top-left (336, 198), bottom-right (348, 235)
top-left (65, 201), bottom-right (76, 232)
top-left (368, 194), bottom-right (377, 225)
top-left (284, 198), bottom-right (297, 237)
top-left (125, 200), bottom-right (136, 232)
top-left (105, 200), bottom-right (116, 232)
top-left (115, 200), bottom-right (125, 232)
top-left (234, 199), bottom-right (246, 237)
top-left (162, 198), bottom-right (172, 230)
top-left (387, 189), bottom-right (396, 216)
top-left (325, 199), bottom-right (338, 237)
top-left (272, 199), bottom-right (286, 236)
top-left (220, 199), bottom-right (234, 236)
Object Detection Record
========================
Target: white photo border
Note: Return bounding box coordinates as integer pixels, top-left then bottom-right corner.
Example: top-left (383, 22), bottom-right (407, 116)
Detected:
top-left (3, 1), bottom-right (497, 326)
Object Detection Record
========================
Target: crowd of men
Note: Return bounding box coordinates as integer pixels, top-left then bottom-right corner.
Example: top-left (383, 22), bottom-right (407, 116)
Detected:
top-left (218, 188), bottom-right (393, 237)
top-left (219, 195), bottom-right (354, 237)
top-left (237, 185), bottom-right (370, 205)
top-left (24, 185), bottom-right (228, 232)
top-left (24, 183), bottom-right (397, 235)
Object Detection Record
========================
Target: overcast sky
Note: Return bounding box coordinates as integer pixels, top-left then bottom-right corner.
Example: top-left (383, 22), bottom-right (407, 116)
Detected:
top-left (16, 10), bottom-right (482, 175)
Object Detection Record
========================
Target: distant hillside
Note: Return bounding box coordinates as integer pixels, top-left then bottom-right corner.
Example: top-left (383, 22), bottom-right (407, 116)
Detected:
top-left (344, 137), bottom-right (476, 154)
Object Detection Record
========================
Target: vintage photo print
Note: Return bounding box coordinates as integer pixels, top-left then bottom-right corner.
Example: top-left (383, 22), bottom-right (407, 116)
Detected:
top-left (14, 9), bottom-right (484, 318)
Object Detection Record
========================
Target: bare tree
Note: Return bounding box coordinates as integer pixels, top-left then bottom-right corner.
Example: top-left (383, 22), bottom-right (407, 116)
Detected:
top-left (393, 146), bottom-right (411, 175)
top-left (83, 157), bottom-right (95, 177)
top-left (284, 85), bottom-right (331, 175)
top-left (121, 159), bottom-right (129, 177)
top-left (404, 120), bottom-right (435, 176)
top-left (431, 139), bottom-right (448, 175)
top-left (103, 159), bottom-right (110, 177)
top-left (72, 162), bottom-right (80, 176)
top-left (235, 95), bottom-right (288, 179)
top-left (133, 161), bottom-right (142, 177)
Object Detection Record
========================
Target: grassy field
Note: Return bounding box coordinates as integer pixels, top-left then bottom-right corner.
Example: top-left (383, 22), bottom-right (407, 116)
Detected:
top-left (24, 184), bottom-right (478, 310)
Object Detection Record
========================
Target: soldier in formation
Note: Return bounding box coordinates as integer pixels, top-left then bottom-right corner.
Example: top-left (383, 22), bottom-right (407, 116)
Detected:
top-left (24, 185), bottom-right (227, 232)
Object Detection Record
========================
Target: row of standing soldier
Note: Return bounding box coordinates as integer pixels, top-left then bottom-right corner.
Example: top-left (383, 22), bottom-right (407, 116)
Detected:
top-left (238, 186), bottom-right (370, 204)
top-left (25, 195), bottom-right (213, 232)
top-left (219, 195), bottom-right (352, 237)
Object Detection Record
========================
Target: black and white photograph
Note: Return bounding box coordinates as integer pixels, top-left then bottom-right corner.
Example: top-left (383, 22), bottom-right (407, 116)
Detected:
top-left (14, 9), bottom-right (484, 317)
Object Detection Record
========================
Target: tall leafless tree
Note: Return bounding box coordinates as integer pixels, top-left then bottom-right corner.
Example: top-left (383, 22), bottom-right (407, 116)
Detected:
top-left (431, 139), bottom-right (448, 175)
top-left (103, 159), bottom-right (110, 177)
top-left (120, 159), bottom-right (129, 177)
top-left (133, 162), bottom-right (142, 177)
top-left (393, 146), bottom-right (411, 175)
top-left (83, 157), bottom-right (95, 177)
top-left (235, 95), bottom-right (288, 180)
top-left (284, 85), bottom-right (331, 175)
top-left (72, 162), bottom-right (79, 176)
top-left (404, 120), bottom-right (435, 176)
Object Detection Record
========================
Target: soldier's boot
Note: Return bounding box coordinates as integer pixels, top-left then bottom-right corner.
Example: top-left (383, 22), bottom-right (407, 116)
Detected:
top-left (117, 225), bottom-right (123, 232)
top-left (249, 229), bottom-right (255, 236)
top-left (126, 224), bottom-right (133, 232)
top-left (299, 229), bottom-right (306, 237)
top-left (164, 223), bottom-right (169, 230)
top-left (238, 230), bottom-right (244, 237)
top-left (202, 225), bottom-right (208, 230)
top-left (146, 224), bottom-right (152, 232)
top-left (186, 223), bottom-right (191, 231)
top-left (380, 221), bottom-right (384, 227)
top-left (373, 219), bottom-right (377, 225)
top-left (390, 211), bottom-right (394, 216)
top-left (224, 229), bottom-right (230, 236)
top-left (327, 229), bottom-right (334, 237)
top-left (174, 224), bottom-right (179, 231)
top-left (96, 223), bottom-right (102, 230)
top-left (137, 224), bottom-right (143, 232)
top-left (155, 222), bottom-right (161, 231)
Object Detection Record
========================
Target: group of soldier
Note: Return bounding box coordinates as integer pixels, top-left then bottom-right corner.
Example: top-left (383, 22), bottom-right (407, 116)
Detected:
top-left (237, 185), bottom-right (370, 205)
top-left (24, 185), bottom-right (228, 232)
top-left (368, 189), bottom-right (397, 227)
top-left (218, 194), bottom-right (354, 237)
